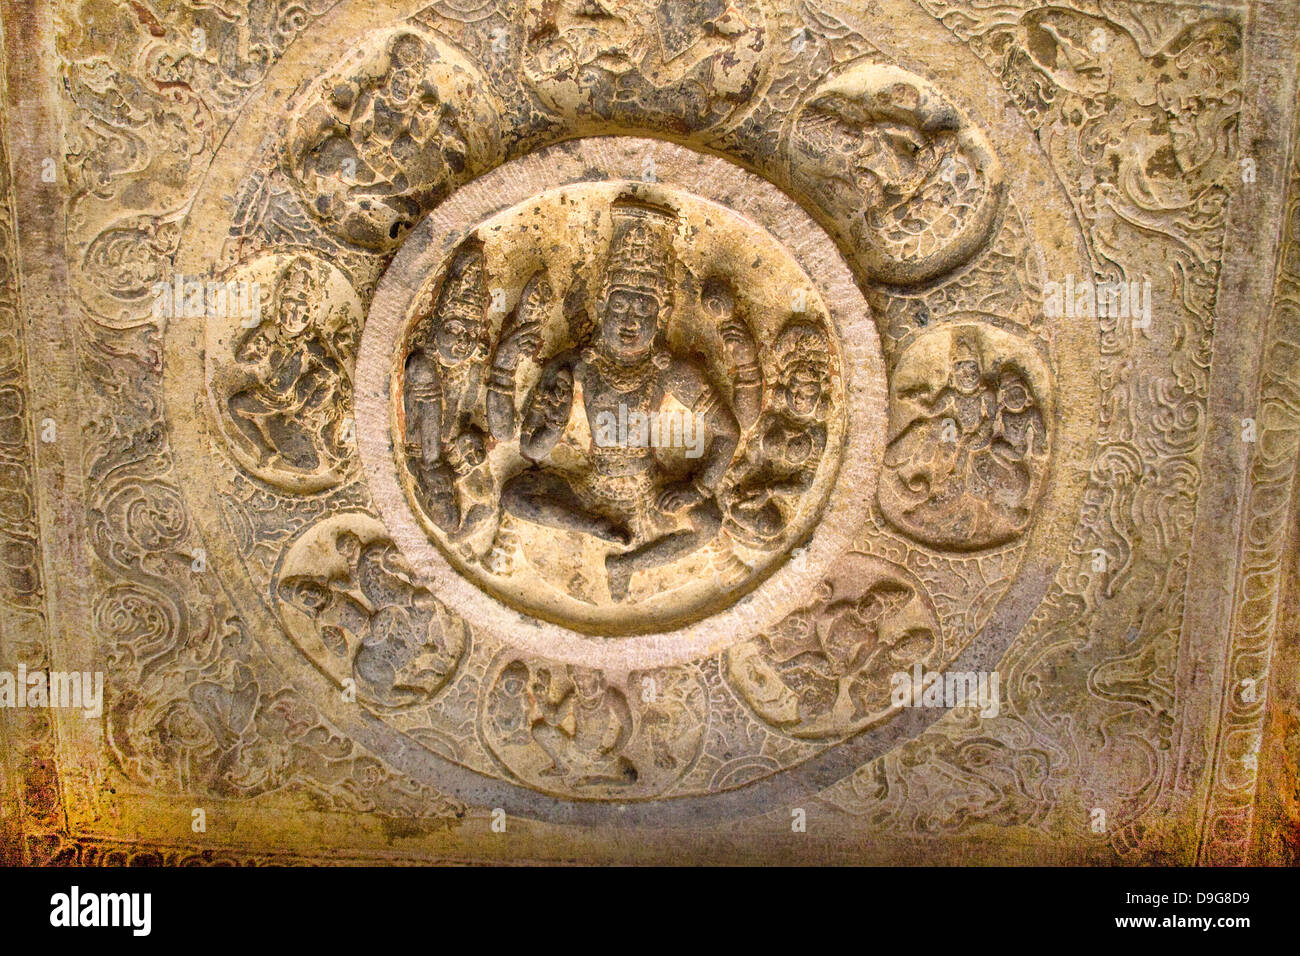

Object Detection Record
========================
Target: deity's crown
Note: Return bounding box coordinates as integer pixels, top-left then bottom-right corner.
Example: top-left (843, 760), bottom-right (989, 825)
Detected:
top-left (777, 319), bottom-right (831, 370)
top-left (436, 237), bottom-right (487, 318)
top-left (277, 257), bottom-right (316, 302)
top-left (604, 198), bottom-right (678, 300)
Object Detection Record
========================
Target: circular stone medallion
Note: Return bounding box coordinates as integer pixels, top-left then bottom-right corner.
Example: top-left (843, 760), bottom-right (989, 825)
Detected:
top-left (358, 138), bottom-right (887, 671)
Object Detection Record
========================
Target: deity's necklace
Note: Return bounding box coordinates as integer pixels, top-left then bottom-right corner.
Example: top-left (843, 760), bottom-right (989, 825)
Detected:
top-left (588, 349), bottom-right (657, 393)
top-left (437, 353), bottom-right (478, 403)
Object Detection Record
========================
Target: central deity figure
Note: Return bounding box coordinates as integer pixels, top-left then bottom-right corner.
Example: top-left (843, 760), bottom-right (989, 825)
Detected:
top-left (491, 198), bottom-right (740, 601)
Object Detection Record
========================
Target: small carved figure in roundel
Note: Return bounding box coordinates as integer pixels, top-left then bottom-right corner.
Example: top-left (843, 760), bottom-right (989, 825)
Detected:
top-left (390, 182), bottom-right (848, 634)
top-left (284, 27), bottom-right (501, 251)
top-left (273, 514), bottom-right (468, 712)
top-left (787, 62), bottom-right (1005, 285)
top-left (878, 322), bottom-right (1052, 550)
top-left (520, 0), bottom-right (771, 134)
top-left (206, 253), bottom-right (363, 493)
top-left (480, 655), bottom-right (707, 799)
top-left (726, 553), bottom-right (941, 738)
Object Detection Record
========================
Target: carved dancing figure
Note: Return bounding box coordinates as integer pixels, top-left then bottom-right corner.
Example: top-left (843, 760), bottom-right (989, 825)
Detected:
top-left (277, 530), bottom-right (460, 707)
top-left (335, 531), bottom-right (458, 705)
top-left (227, 257), bottom-right (353, 474)
top-left (884, 328), bottom-right (1048, 541)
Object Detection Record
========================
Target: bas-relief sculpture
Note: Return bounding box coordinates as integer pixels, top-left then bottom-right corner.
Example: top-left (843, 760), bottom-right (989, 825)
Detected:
top-left (0, 0), bottom-right (1298, 865)
top-left (391, 186), bottom-right (844, 627)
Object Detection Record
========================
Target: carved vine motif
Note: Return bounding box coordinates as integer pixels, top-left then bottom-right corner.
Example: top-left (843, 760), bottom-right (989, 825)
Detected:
top-left (481, 656), bottom-right (707, 798)
top-left (56, 0), bottom-right (341, 328)
top-left (878, 322), bottom-right (1052, 551)
top-left (879, 0), bottom-right (1244, 850)
top-left (393, 184), bottom-right (846, 632)
top-left (726, 553), bottom-right (940, 738)
top-left (822, 717), bottom-right (1056, 834)
top-left (274, 514), bottom-right (468, 712)
top-left (206, 252), bottom-right (363, 493)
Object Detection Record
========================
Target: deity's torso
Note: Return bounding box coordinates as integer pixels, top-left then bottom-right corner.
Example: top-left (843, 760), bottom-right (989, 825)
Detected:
top-left (576, 353), bottom-right (664, 477)
top-left (436, 356), bottom-right (481, 437)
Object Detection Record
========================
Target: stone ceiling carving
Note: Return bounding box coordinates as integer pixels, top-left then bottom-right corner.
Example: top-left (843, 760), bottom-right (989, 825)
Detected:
top-left (0, 0), bottom-right (1297, 864)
